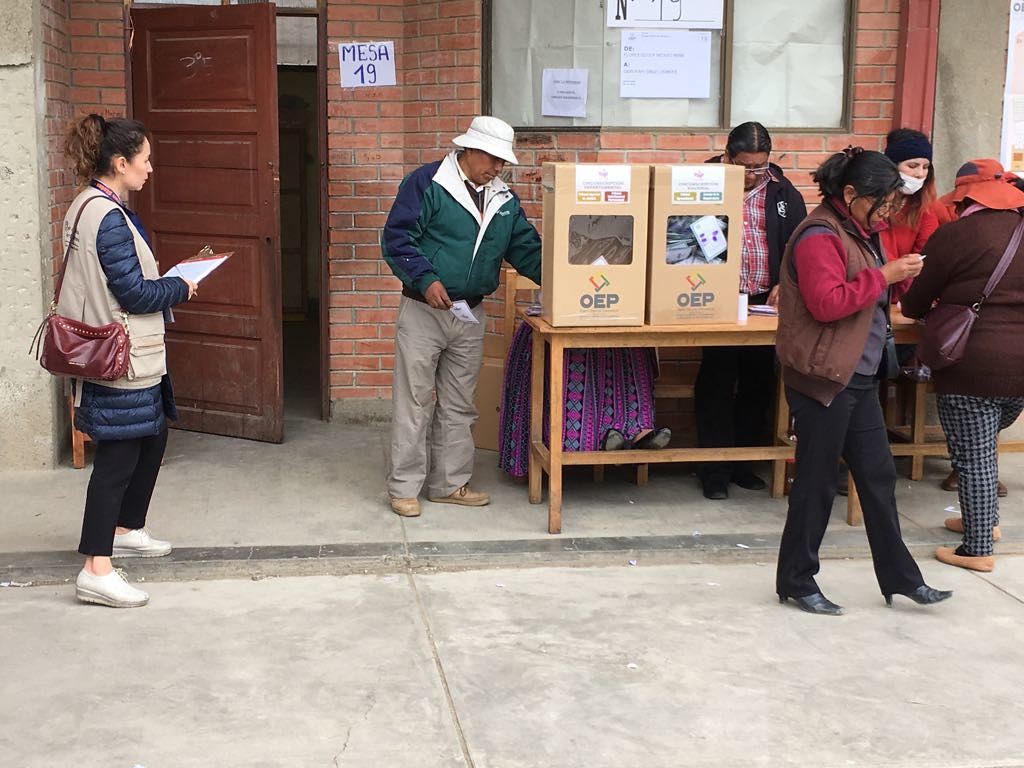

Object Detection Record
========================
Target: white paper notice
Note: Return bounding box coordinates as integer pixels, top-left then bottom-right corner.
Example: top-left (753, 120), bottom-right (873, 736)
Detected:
top-left (607, 0), bottom-right (724, 29)
top-left (575, 165), bottom-right (632, 204)
top-left (620, 30), bottom-right (712, 100)
top-left (339, 41), bottom-right (396, 88)
top-left (671, 166), bottom-right (725, 204)
top-left (449, 300), bottom-right (480, 324)
top-left (541, 68), bottom-right (589, 118)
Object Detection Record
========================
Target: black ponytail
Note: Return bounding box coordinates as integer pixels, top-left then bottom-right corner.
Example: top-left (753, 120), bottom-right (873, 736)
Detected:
top-left (726, 121), bottom-right (772, 157)
top-left (813, 147), bottom-right (901, 220)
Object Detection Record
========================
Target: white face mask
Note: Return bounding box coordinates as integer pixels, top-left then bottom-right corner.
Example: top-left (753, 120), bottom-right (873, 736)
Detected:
top-left (900, 172), bottom-right (925, 196)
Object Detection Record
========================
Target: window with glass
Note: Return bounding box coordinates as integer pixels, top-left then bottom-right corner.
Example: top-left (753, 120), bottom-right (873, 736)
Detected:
top-left (487, 0), bottom-right (853, 130)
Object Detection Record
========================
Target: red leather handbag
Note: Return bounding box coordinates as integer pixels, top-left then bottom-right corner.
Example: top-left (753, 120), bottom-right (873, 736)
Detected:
top-left (30, 195), bottom-right (132, 381)
top-left (918, 216), bottom-right (1024, 371)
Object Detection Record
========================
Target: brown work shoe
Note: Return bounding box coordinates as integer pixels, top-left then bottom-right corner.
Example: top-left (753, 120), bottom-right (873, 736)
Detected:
top-left (944, 517), bottom-right (1001, 542)
top-left (935, 546), bottom-right (995, 572)
top-left (941, 469), bottom-right (1007, 496)
top-left (389, 497), bottom-right (421, 517)
top-left (428, 485), bottom-right (490, 506)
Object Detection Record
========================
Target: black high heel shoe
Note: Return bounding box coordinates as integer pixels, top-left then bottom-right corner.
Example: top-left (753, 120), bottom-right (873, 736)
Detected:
top-left (884, 585), bottom-right (953, 607)
top-left (779, 592), bottom-right (844, 616)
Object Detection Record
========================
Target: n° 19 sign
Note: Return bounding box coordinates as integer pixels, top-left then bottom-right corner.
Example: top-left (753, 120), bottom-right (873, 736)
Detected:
top-left (339, 41), bottom-right (396, 88)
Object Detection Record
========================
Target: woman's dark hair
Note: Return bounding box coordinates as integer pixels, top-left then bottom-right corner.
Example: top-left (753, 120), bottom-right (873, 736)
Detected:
top-left (813, 147), bottom-right (902, 222)
top-left (64, 114), bottom-right (149, 184)
top-left (725, 121), bottom-right (772, 157)
top-left (884, 127), bottom-right (936, 228)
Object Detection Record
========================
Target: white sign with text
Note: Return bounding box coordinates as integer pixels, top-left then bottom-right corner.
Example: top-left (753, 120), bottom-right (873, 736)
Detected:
top-left (607, 0), bottom-right (723, 29)
top-left (339, 41), bottom-right (396, 88)
top-left (620, 30), bottom-right (711, 100)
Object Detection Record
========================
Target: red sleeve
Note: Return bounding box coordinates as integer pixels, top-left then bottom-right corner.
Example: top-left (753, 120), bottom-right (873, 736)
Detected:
top-left (793, 229), bottom-right (889, 323)
top-left (912, 207), bottom-right (940, 253)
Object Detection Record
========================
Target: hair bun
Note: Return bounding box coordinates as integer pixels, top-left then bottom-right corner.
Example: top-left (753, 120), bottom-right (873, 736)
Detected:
top-left (843, 145), bottom-right (864, 158)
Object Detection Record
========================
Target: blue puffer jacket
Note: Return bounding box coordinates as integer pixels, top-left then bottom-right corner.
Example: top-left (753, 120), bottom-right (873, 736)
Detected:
top-left (75, 208), bottom-right (190, 442)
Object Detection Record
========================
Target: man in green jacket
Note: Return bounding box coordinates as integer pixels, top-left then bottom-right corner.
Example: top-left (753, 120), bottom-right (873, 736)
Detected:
top-left (382, 116), bottom-right (542, 517)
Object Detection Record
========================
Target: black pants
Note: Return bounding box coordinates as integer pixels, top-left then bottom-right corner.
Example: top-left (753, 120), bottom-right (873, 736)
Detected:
top-left (776, 383), bottom-right (923, 598)
top-left (694, 343), bottom-right (775, 481)
top-left (79, 428), bottom-right (168, 556)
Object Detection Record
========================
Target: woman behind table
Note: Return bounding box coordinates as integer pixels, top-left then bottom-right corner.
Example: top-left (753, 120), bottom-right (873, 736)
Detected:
top-left (881, 128), bottom-right (939, 261)
top-left (498, 323), bottom-right (671, 479)
top-left (774, 147), bottom-right (951, 615)
top-left (63, 114), bottom-right (196, 608)
top-left (695, 122), bottom-right (807, 500)
top-left (901, 159), bottom-right (1024, 573)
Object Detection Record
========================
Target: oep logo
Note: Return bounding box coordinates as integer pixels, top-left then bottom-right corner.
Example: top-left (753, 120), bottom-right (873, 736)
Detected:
top-left (580, 273), bottom-right (620, 309)
top-left (677, 273), bottom-right (715, 307)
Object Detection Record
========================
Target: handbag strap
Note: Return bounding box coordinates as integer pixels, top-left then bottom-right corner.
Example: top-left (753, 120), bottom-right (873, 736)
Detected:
top-left (977, 214), bottom-right (1024, 310)
top-left (52, 194), bottom-right (107, 307)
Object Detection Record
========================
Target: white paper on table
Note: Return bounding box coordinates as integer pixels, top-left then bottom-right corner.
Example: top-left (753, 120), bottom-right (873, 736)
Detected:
top-left (541, 68), bottom-right (589, 118)
top-left (620, 30), bottom-right (711, 100)
top-left (165, 251), bottom-right (232, 284)
top-left (449, 300), bottom-right (480, 324)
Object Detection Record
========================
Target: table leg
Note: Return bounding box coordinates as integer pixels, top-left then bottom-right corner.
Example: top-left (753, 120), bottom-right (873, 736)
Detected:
top-left (548, 338), bottom-right (565, 534)
top-left (528, 329), bottom-right (544, 504)
top-left (910, 379), bottom-right (927, 481)
top-left (771, 374), bottom-right (789, 499)
top-left (846, 473), bottom-right (863, 526)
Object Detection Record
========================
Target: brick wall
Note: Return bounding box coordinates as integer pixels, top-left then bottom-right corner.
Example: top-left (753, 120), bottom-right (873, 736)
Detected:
top-left (327, 0), bottom-right (904, 438)
top-left (42, 0), bottom-right (126, 267)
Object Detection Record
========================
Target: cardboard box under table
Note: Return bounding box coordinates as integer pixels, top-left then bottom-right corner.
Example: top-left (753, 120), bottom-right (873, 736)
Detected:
top-left (540, 163), bottom-right (649, 327)
top-left (647, 164), bottom-right (744, 325)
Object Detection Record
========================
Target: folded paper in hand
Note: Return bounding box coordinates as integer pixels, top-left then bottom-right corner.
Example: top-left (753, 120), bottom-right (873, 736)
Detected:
top-left (165, 246), bottom-right (233, 284)
top-left (449, 299), bottom-right (480, 324)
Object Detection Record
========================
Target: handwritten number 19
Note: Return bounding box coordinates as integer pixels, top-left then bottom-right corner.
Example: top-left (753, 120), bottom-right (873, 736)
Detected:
top-left (353, 63), bottom-right (377, 85)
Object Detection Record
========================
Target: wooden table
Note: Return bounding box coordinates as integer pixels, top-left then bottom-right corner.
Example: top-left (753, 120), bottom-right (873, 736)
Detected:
top-left (525, 312), bottom-right (1024, 534)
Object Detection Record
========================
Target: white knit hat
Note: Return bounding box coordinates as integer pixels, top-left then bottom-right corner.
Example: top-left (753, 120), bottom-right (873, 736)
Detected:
top-left (452, 116), bottom-right (518, 165)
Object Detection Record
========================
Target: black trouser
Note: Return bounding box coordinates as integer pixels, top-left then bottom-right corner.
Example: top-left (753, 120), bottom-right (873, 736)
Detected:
top-left (694, 343), bottom-right (775, 482)
top-left (79, 428), bottom-right (168, 556)
top-left (776, 382), bottom-right (923, 598)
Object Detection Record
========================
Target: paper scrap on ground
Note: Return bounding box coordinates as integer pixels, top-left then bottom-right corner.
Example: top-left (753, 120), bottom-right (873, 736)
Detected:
top-left (165, 250), bottom-right (232, 284)
top-left (449, 299), bottom-right (480, 324)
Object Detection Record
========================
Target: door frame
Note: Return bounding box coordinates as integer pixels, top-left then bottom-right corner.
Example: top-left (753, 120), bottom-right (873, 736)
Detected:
top-left (124, 0), bottom-right (331, 424)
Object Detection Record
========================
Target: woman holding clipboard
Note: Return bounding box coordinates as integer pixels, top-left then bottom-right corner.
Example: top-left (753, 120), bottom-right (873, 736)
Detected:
top-left (62, 114), bottom-right (197, 608)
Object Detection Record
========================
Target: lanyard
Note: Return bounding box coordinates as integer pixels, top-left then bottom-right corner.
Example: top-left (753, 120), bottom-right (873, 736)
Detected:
top-left (90, 179), bottom-right (124, 206)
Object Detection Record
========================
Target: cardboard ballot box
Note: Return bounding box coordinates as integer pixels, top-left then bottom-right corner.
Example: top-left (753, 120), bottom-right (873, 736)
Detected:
top-left (647, 164), bottom-right (744, 325)
top-left (540, 163), bottom-right (649, 327)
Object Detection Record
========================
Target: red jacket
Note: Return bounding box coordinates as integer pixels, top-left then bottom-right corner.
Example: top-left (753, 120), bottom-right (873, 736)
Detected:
top-left (880, 207), bottom-right (939, 260)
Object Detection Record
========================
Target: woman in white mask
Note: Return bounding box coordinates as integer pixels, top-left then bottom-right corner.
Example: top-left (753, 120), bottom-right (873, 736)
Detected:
top-left (881, 128), bottom-right (938, 260)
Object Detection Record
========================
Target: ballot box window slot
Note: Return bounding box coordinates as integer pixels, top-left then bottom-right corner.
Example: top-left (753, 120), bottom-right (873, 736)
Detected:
top-left (567, 215), bottom-right (634, 266)
top-left (666, 215), bottom-right (729, 266)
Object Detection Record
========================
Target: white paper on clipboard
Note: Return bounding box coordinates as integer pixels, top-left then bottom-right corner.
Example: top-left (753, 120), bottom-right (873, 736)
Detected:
top-left (165, 251), bottom-right (233, 283)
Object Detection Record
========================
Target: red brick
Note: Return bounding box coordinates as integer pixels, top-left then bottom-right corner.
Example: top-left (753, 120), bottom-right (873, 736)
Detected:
top-left (600, 133), bottom-right (653, 150)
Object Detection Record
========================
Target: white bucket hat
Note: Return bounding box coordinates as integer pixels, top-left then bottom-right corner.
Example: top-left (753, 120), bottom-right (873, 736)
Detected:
top-left (452, 116), bottom-right (518, 165)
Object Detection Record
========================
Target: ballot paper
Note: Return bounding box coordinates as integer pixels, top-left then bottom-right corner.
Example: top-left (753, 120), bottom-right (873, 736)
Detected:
top-left (747, 304), bottom-right (778, 316)
top-left (165, 247), bottom-right (233, 284)
top-left (449, 299), bottom-right (480, 324)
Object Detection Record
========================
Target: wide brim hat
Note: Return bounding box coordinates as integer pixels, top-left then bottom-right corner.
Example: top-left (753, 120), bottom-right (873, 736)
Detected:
top-left (452, 116), bottom-right (518, 165)
top-left (950, 159), bottom-right (1024, 210)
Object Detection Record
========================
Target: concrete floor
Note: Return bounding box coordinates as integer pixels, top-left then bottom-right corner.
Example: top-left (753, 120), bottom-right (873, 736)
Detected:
top-left (3, 559), bottom-right (1024, 767)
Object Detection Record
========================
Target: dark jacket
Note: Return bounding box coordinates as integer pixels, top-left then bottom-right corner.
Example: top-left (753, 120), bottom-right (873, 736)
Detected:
top-left (706, 155), bottom-right (808, 288)
top-left (901, 208), bottom-right (1024, 397)
top-left (76, 208), bottom-right (188, 441)
top-left (776, 200), bottom-right (889, 405)
top-left (382, 152), bottom-right (542, 299)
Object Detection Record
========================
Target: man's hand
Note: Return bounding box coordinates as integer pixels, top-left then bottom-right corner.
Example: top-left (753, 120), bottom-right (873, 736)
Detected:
top-left (880, 254), bottom-right (924, 285)
top-left (423, 280), bottom-right (453, 309)
top-left (184, 279), bottom-right (199, 300)
top-left (767, 285), bottom-right (780, 308)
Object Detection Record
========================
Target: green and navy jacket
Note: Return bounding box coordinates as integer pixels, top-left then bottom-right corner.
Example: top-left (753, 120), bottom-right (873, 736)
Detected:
top-left (382, 151), bottom-right (542, 299)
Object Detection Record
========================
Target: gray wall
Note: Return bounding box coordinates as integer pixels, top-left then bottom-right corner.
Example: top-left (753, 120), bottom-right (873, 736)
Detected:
top-left (0, 0), bottom-right (60, 469)
top-left (933, 0), bottom-right (1010, 191)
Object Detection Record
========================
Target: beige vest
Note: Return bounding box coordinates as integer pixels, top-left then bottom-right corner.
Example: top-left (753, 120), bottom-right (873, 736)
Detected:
top-left (58, 188), bottom-right (168, 391)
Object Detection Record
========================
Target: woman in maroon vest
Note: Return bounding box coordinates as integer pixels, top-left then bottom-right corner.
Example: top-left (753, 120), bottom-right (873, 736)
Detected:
top-left (774, 148), bottom-right (952, 615)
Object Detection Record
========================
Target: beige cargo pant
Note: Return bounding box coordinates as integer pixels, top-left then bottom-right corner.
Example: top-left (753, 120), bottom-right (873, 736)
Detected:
top-left (387, 295), bottom-right (486, 499)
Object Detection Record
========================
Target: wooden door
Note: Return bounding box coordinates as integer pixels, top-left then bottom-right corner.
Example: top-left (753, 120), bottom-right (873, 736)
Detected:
top-left (131, 4), bottom-right (283, 442)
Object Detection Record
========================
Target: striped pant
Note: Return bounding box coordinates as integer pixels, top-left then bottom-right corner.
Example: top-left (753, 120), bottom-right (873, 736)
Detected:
top-left (937, 394), bottom-right (1024, 556)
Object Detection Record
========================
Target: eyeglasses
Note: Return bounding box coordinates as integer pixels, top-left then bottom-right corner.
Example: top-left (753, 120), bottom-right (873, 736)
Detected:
top-left (739, 164), bottom-right (771, 177)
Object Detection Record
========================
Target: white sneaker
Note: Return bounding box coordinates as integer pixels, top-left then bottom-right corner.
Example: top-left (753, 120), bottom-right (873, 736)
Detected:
top-left (76, 568), bottom-right (149, 608)
top-left (112, 528), bottom-right (172, 558)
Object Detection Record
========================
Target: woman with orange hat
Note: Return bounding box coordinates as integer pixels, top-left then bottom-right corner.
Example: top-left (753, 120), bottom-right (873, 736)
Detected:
top-left (902, 159), bottom-right (1024, 573)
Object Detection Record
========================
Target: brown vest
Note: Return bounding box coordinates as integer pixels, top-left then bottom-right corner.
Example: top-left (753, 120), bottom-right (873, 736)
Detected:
top-left (776, 201), bottom-right (880, 405)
